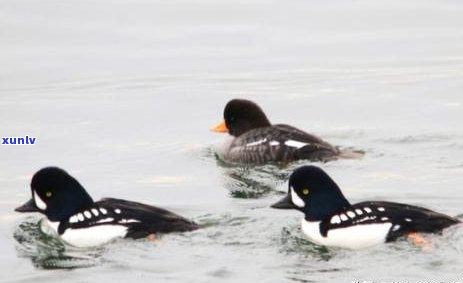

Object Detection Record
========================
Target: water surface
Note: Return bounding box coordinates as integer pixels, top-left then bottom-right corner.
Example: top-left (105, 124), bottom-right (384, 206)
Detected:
top-left (1, 0), bottom-right (463, 282)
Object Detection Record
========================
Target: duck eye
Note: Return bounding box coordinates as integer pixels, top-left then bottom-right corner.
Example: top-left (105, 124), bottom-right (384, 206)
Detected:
top-left (45, 191), bottom-right (52, 198)
top-left (302, 188), bottom-right (310, 195)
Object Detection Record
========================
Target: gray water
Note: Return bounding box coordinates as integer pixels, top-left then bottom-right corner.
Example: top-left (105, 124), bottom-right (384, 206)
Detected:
top-left (1, 0), bottom-right (463, 282)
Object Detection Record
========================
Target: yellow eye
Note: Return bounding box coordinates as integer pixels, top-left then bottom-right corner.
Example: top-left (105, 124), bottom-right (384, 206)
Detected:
top-left (45, 191), bottom-right (52, 198)
top-left (302, 188), bottom-right (310, 195)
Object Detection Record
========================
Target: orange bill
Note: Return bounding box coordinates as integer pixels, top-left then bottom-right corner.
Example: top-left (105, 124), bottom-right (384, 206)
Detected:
top-left (210, 120), bottom-right (229, 133)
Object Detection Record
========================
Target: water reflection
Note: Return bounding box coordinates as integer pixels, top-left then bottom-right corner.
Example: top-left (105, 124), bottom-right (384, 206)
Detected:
top-left (13, 218), bottom-right (104, 269)
top-left (212, 147), bottom-right (364, 199)
top-left (278, 225), bottom-right (336, 262)
top-left (221, 164), bottom-right (290, 199)
top-left (213, 150), bottom-right (310, 199)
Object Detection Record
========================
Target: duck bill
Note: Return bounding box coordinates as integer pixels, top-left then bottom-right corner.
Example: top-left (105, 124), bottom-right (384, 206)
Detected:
top-left (210, 121), bottom-right (229, 133)
top-left (15, 198), bottom-right (40, 213)
top-left (271, 194), bottom-right (298, 209)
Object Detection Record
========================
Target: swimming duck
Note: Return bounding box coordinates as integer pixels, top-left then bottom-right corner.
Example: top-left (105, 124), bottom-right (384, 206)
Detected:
top-left (271, 166), bottom-right (460, 249)
top-left (211, 99), bottom-right (354, 164)
top-left (15, 167), bottom-right (200, 247)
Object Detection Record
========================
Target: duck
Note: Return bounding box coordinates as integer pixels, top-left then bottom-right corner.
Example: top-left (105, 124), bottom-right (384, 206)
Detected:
top-left (15, 167), bottom-right (200, 247)
top-left (211, 99), bottom-right (357, 165)
top-left (271, 165), bottom-right (460, 249)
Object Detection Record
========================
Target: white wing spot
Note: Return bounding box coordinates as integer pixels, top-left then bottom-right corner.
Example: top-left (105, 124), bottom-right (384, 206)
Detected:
top-left (405, 218), bottom-right (412, 222)
top-left (84, 211), bottom-right (92, 219)
top-left (284, 140), bottom-right (308, 149)
top-left (96, 217), bottom-right (114, 224)
top-left (99, 208), bottom-right (108, 215)
top-left (346, 211), bottom-right (356, 218)
top-left (77, 213), bottom-right (84, 221)
top-left (392, 225), bottom-right (401, 231)
top-left (355, 209), bottom-right (363, 215)
top-left (69, 215), bottom-right (78, 223)
top-left (364, 207), bottom-right (372, 213)
top-left (269, 141), bottom-right (280, 146)
top-left (91, 208), bottom-right (99, 216)
top-left (119, 219), bottom-right (141, 224)
top-left (330, 215), bottom-right (341, 224)
top-left (380, 217), bottom-right (389, 221)
top-left (246, 138), bottom-right (267, 147)
top-left (355, 216), bottom-right (373, 224)
top-left (114, 209), bottom-right (121, 214)
top-left (377, 207), bottom-right (385, 212)
top-left (340, 214), bottom-right (348, 221)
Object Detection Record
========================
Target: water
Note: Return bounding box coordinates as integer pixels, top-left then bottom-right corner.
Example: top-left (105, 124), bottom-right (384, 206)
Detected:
top-left (1, 0), bottom-right (463, 282)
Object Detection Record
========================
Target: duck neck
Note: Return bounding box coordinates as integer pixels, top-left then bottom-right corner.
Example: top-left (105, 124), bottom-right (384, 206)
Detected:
top-left (305, 193), bottom-right (351, 221)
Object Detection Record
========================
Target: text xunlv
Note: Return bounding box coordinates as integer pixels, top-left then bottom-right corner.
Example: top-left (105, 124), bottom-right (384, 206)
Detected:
top-left (2, 136), bottom-right (37, 145)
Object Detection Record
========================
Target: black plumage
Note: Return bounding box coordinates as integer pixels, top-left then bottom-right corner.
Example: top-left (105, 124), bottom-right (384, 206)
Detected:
top-left (272, 166), bottom-right (460, 247)
top-left (319, 201), bottom-right (459, 241)
top-left (16, 167), bottom-right (199, 243)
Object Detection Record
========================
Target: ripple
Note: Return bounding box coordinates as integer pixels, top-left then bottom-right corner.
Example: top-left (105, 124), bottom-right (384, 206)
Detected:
top-left (14, 218), bottom-right (105, 269)
top-left (277, 222), bottom-right (463, 281)
top-left (377, 133), bottom-right (452, 144)
top-left (277, 224), bottom-right (338, 262)
top-left (220, 164), bottom-right (292, 199)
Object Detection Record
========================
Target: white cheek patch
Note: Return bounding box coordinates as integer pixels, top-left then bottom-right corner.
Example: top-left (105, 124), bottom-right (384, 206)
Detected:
top-left (33, 190), bottom-right (47, 210)
top-left (290, 186), bottom-right (305, 208)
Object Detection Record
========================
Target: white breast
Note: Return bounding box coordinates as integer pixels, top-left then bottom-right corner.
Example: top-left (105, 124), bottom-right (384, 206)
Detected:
top-left (39, 218), bottom-right (128, 248)
top-left (61, 225), bottom-right (128, 248)
top-left (300, 219), bottom-right (392, 249)
top-left (40, 219), bottom-right (60, 237)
